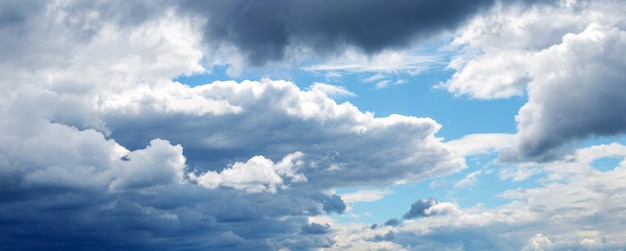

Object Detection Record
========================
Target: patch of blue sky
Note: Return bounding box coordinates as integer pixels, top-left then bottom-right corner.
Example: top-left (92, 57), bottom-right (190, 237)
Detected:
top-left (327, 70), bottom-right (527, 140)
top-left (579, 135), bottom-right (626, 172)
top-left (590, 157), bottom-right (623, 172)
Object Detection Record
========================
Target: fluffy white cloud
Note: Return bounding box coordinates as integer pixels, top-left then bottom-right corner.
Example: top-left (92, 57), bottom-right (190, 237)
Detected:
top-left (102, 79), bottom-right (466, 188)
top-left (190, 152), bottom-right (306, 193)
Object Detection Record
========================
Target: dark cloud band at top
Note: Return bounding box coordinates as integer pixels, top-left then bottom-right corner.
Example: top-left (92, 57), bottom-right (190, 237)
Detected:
top-left (178, 0), bottom-right (553, 66)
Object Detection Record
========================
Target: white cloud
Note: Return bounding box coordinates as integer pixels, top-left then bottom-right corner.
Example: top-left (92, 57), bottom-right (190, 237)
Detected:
top-left (303, 47), bottom-right (446, 73)
top-left (445, 133), bottom-right (514, 157)
top-left (441, 0), bottom-right (600, 99)
top-left (302, 46), bottom-right (445, 87)
top-left (521, 233), bottom-right (552, 251)
top-left (190, 152), bottom-right (306, 193)
top-left (454, 170), bottom-right (482, 188)
top-left (111, 139), bottom-right (187, 191)
top-left (340, 189), bottom-right (393, 203)
top-left (308, 82), bottom-right (356, 98)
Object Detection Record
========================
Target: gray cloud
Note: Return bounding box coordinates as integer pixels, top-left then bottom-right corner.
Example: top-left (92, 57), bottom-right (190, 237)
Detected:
top-left (374, 231), bottom-right (396, 242)
top-left (511, 23), bottom-right (626, 160)
top-left (102, 79), bottom-right (465, 188)
top-left (403, 198), bottom-right (438, 219)
top-left (301, 223), bottom-right (331, 235)
top-left (402, 197), bottom-right (459, 220)
top-left (177, 0), bottom-right (556, 66)
top-left (440, 0), bottom-right (626, 161)
top-left (384, 218), bottom-right (401, 227)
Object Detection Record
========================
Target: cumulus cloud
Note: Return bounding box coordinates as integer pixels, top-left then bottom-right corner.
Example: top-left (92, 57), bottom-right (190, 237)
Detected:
top-left (522, 233), bottom-right (552, 251)
top-left (403, 198), bottom-right (459, 219)
top-left (441, 0), bottom-right (626, 160)
top-left (512, 23), bottom-right (626, 160)
top-left (103, 79), bottom-right (466, 188)
top-left (190, 152), bottom-right (306, 193)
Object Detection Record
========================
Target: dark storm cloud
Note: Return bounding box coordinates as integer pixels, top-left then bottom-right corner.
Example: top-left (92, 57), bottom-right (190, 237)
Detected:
top-left (0, 179), bottom-right (343, 250)
top-left (177, 0), bottom-right (555, 65)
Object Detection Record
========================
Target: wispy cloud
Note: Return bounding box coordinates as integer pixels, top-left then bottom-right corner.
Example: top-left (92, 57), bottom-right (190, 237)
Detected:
top-left (340, 189), bottom-right (393, 203)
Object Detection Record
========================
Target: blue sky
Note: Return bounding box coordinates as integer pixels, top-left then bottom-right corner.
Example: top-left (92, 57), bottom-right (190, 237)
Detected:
top-left (2, 0), bottom-right (626, 250)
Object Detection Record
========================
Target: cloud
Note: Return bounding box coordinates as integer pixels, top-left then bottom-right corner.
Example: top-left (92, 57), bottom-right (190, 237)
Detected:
top-left (308, 82), bottom-right (356, 98)
top-left (384, 218), bottom-right (401, 227)
top-left (190, 152), bottom-right (306, 193)
top-left (441, 0), bottom-right (626, 160)
top-left (0, 2), bottom-right (470, 249)
top-left (7, 1), bottom-right (625, 250)
top-left (102, 79), bottom-right (466, 188)
top-left (303, 48), bottom-right (447, 79)
top-left (175, 0), bottom-right (560, 68)
top-left (374, 231), bottom-right (396, 242)
top-left (522, 233), bottom-right (552, 251)
top-left (325, 143), bottom-right (626, 250)
top-left (511, 23), bottom-right (626, 160)
top-left (301, 223), bottom-right (331, 235)
top-left (340, 189), bottom-right (393, 203)
top-left (454, 170), bottom-right (483, 188)
top-left (445, 133), bottom-right (515, 157)
top-left (177, 0), bottom-right (491, 66)
top-left (403, 198), bottom-right (459, 219)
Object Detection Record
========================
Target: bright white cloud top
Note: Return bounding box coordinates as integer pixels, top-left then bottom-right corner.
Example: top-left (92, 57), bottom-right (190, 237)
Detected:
top-left (1, 0), bottom-right (625, 250)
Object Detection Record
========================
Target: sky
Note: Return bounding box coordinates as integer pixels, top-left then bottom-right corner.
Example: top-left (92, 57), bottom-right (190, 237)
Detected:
top-left (1, 0), bottom-right (626, 250)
